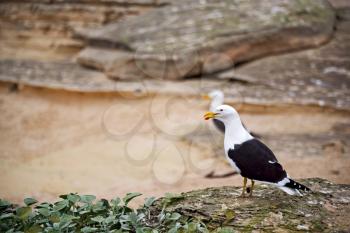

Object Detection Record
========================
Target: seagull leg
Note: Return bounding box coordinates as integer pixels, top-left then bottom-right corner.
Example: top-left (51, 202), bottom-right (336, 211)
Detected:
top-left (249, 180), bottom-right (255, 197)
top-left (240, 177), bottom-right (247, 197)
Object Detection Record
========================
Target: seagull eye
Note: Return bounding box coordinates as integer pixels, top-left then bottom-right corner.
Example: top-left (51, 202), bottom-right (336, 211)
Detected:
top-left (220, 109), bottom-right (223, 112)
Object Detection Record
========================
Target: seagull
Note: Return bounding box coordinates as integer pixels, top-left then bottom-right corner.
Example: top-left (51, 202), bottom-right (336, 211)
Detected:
top-left (204, 105), bottom-right (310, 197)
top-left (203, 90), bottom-right (261, 138)
top-left (203, 90), bottom-right (226, 132)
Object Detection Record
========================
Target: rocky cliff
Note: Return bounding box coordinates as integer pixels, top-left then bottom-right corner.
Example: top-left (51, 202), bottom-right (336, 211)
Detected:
top-left (0, 0), bottom-right (349, 111)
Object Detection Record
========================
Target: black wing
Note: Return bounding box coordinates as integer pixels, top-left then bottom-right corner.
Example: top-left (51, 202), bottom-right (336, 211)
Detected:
top-left (228, 139), bottom-right (287, 183)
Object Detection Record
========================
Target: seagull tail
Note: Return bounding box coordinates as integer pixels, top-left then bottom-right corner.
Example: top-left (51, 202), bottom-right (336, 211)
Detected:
top-left (279, 179), bottom-right (311, 196)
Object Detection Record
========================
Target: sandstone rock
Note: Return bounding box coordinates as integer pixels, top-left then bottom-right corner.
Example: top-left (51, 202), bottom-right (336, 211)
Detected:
top-left (219, 16), bottom-right (350, 111)
top-left (1, 58), bottom-right (350, 111)
top-left (328, 0), bottom-right (350, 8)
top-left (0, 60), bottom-right (115, 92)
top-left (149, 178), bottom-right (350, 232)
top-left (4, 0), bottom-right (169, 5)
top-left (0, 1), bottom-right (164, 61)
top-left (77, 0), bottom-right (335, 80)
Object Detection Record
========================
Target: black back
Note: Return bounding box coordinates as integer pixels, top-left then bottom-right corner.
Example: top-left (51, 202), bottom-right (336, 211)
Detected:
top-left (228, 139), bottom-right (287, 183)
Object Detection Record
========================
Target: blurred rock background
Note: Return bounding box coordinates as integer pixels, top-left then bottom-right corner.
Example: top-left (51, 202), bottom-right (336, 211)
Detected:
top-left (0, 0), bottom-right (349, 204)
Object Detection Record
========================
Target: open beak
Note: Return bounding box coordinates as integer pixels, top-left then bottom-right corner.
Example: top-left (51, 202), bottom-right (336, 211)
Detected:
top-left (204, 111), bottom-right (217, 120)
top-left (202, 94), bottom-right (211, 100)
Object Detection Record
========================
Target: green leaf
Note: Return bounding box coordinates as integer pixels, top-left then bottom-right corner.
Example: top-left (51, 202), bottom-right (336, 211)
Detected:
top-left (67, 194), bottom-right (80, 203)
top-left (111, 197), bottom-right (121, 207)
top-left (0, 213), bottom-right (14, 220)
top-left (144, 197), bottom-right (156, 208)
top-left (53, 200), bottom-right (69, 211)
top-left (123, 192), bottom-right (142, 206)
top-left (37, 208), bottom-right (50, 217)
top-left (0, 199), bottom-right (11, 207)
top-left (16, 206), bottom-right (31, 220)
top-left (59, 194), bottom-right (68, 199)
top-left (61, 214), bottom-right (79, 222)
top-left (136, 228), bottom-right (144, 233)
top-left (25, 224), bottom-right (42, 233)
top-left (81, 226), bottom-right (98, 233)
top-left (168, 225), bottom-right (179, 233)
top-left (79, 210), bottom-right (90, 215)
top-left (91, 216), bottom-right (105, 223)
top-left (59, 220), bottom-right (72, 229)
top-left (36, 202), bottom-right (51, 208)
top-left (92, 201), bottom-right (106, 212)
top-left (80, 195), bottom-right (96, 204)
top-left (49, 213), bottom-right (60, 223)
top-left (129, 212), bottom-right (138, 226)
top-left (105, 215), bottom-right (115, 224)
top-left (120, 223), bottom-right (132, 231)
top-left (168, 212), bottom-right (181, 221)
top-left (24, 197), bottom-right (38, 206)
top-left (188, 222), bottom-right (197, 232)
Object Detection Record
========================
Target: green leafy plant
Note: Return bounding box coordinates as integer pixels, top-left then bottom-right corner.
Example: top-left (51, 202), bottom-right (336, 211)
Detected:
top-left (0, 193), bottom-right (208, 233)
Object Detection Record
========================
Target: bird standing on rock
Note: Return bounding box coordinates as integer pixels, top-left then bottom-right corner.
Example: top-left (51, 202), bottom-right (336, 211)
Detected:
top-left (204, 105), bottom-right (310, 197)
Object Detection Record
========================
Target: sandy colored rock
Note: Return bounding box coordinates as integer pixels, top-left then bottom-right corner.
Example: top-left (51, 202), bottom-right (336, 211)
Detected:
top-left (3, 0), bottom-right (169, 5)
top-left (219, 16), bottom-right (350, 111)
top-left (329, 0), bottom-right (350, 8)
top-left (0, 60), bottom-right (113, 92)
top-left (2, 57), bottom-right (350, 111)
top-left (0, 1), bottom-right (163, 61)
top-left (77, 0), bottom-right (335, 80)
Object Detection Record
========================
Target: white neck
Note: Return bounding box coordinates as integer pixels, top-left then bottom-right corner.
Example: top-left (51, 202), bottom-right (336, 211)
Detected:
top-left (223, 117), bottom-right (253, 152)
top-left (210, 97), bottom-right (224, 112)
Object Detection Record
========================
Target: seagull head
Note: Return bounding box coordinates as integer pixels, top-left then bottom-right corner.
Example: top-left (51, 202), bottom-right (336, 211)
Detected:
top-left (204, 104), bottom-right (238, 122)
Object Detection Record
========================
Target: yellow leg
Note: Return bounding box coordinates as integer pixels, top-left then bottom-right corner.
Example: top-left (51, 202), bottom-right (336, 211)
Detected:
top-left (240, 177), bottom-right (247, 197)
top-left (249, 180), bottom-right (255, 197)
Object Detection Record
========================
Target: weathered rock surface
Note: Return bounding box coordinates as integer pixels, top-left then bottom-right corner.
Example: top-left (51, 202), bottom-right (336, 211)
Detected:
top-left (219, 17), bottom-right (350, 111)
top-left (0, 60), bottom-right (113, 92)
top-left (328, 0), bottom-right (350, 8)
top-left (0, 59), bottom-right (222, 95)
top-left (1, 3), bottom-right (349, 110)
top-left (77, 0), bottom-right (335, 80)
top-left (1, 57), bottom-right (350, 111)
top-left (0, 0), bottom-right (164, 61)
top-left (150, 178), bottom-right (350, 232)
top-left (5, 0), bottom-right (169, 4)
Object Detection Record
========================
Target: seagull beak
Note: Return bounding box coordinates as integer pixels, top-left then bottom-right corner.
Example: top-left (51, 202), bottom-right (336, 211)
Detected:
top-left (204, 112), bottom-right (216, 120)
top-left (202, 94), bottom-right (211, 100)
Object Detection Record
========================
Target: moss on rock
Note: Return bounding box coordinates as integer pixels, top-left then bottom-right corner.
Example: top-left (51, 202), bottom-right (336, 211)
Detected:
top-left (151, 178), bottom-right (350, 232)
